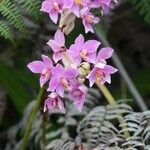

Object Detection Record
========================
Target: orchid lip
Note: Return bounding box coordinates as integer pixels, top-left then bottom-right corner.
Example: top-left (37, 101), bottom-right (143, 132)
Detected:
top-left (53, 2), bottom-right (60, 11)
top-left (80, 49), bottom-right (88, 58)
top-left (61, 79), bottom-right (69, 88)
top-left (42, 68), bottom-right (50, 78)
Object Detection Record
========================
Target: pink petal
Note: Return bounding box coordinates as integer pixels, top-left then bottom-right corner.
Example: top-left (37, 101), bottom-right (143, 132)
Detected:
top-left (63, 0), bottom-right (73, 8)
top-left (72, 5), bottom-right (80, 17)
top-left (75, 34), bottom-right (84, 45)
top-left (53, 52), bottom-right (62, 63)
top-left (48, 77), bottom-right (59, 92)
top-left (95, 61), bottom-right (106, 69)
top-left (40, 0), bottom-right (52, 13)
top-left (57, 98), bottom-right (66, 113)
top-left (74, 97), bottom-right (84, 112)
top-left (85, 52), bottom-right (97, 64)
top-left (27, 61), bottom-right (46, 73)
top-left (56, 84), bottom-right (65, 97)
top-left (103, 65), bottom-right (118, 74)
top-left (47, 40), bottom-right (59, 52)
top-left (103, 73), bottom-right (111, 84)
top-left (83, 20), bottom-right (94, 33)
top-left (86, 69), bottom-right (96, 87)
top-left (97, 47), bottom-right (114, 60)
top-left (40, 75), bottom-right (50, 87)
top-left (63, 68), bottom-right (78, 78)
top-left (54, 30), bottom-right (65, 46)
top-left (52, 64), bottom-right (64, 76)
top-left (84, 40), bottom-right (101, 53)
top-left (73, 56), bottom-right (82, 65)
top-left (80, 7), bottom-right (89, 16)
top-left (69, 44), bottom-right (79, 58)
top-left (49, 10), bottom-right (59, 24)
top-left (42, 55), bottom-right (53, 67)
top-left (79, 85), bottom-right (88, 94)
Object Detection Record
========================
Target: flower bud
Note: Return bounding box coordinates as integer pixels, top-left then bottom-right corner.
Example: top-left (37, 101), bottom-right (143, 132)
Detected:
top-left (79, 62), bottom-right (90, 75)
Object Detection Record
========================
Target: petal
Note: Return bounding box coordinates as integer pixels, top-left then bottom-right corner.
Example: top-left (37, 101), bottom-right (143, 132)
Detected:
top-left (103, 65), bottom-right (118, 74)
top-left (86, 69), bottom-right (96, 87)
top-left (75, 34), bottom-right (84, 45)
top-left (80, 7), bottom-right (89, 16)
top-left (63, 68), bottom-right (78, 78)
top-left (95, 61), bottom-right (106, 69)
top-left (103, 73), bottom-right (111, 84)
top-left (49, 10), bottom-right (59, 24)
top-left (63, 0), bottom-right (73, 8)
top-left (69, 44), bottom-right (79, 58)
top-left (56, 84), bottom-right (65, 97)
top-left (73, 96), bottom-right (85, 112)
top-left (48, 77), bottom-right (60, 92)
top-left (84, 40), bottom-right (101, 53)
top-left (85, 52), bottom-right (97, 64)
top-left (47, 40), bottom-right (59, 52)
top-left (57, 98), bottom-right (66, 113)
top-left (42, 55), bottom-right (53, 67)
top-left (52, 64), bottom-right (64, 76)
top-left (44, 98), bottom-right (52, 112)
top-left (53, 52), bottom-right (62, 63)
top-left (83, 21), bottom-right (94, 33)
top-left (72, 5), bottom-right (80, 17)
top-left (40, 0), bottom-right (52, 13)
top-left (27, 61), bottom-right (46, 73)
top-left (54, 30), bottom-right (65, 46)
top-left (79, 85), bottom-right (88, 94)
top-left (40, 75), bottom-right (50, 87)
top-left (97, 47), bottom-right (114, 60)
top-left (73, 56), bottom-right (82, 65)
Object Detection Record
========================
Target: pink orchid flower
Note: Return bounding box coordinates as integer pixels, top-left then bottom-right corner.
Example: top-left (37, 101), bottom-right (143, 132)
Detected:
top-left (48, 64), bottom-right (78, 97)
top-left (69, 84), bottom-right (87, 112)
top-left (40, 0), bottom-right (63, 23)
top-left (87, 47), bottom-right (118, 86)
top-left (47, 30), bottom-right (66, 63)
top-left (63, 0), bottom-right (88, 17)
top-left (69, 34), bottom-right (101, 64)
top-left (44, 93), bottom-right (65, 113)
top-left (80, 7), bottom-right (99, 33)
top-left (27, 55), bottom-right (53, 87)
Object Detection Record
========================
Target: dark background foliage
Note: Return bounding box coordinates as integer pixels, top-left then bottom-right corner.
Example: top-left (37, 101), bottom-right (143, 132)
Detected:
top-left (0, 0), bottom-right (150, 149)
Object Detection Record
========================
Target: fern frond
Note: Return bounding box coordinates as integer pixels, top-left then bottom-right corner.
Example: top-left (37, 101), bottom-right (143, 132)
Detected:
top-left (0, 21), bottom-right (13, 41)
top-left (121, 111), bottom-right (150, 142)
top-left (77, 104), bottom-right (132, 148)
top-left (129, 0), bottom-right (150, 24)
top-left (0, 0), bottom-right (25, 31)
top-left (15, 0), bottom-right (41, 20)
top-left (46, 139), bottom-right (75, 150)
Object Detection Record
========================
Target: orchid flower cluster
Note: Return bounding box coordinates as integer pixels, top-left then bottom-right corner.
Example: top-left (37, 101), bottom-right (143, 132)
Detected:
top-left (27, 29), bottom-right (118, 113)
top-left (27, 0), bottom-right (118, 114)
top-left (40, 0), bottom-right (117, 33)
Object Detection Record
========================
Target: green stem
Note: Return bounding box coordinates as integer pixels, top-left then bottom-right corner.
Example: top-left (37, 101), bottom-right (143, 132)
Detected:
top-left (96, 82), bottom-right (130, 138)
top-left (20, 87), bottom-right (45, 150)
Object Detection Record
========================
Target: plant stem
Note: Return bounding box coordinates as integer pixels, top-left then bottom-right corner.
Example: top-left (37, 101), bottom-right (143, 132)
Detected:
top-left (96, 82), bottom-right (130, 138)
top-left (96, 81), bottom-right (116, 105)
top-left (94, 26), bottom-right (147, 111)
top-left (20, 87), bottom-right (45, 150)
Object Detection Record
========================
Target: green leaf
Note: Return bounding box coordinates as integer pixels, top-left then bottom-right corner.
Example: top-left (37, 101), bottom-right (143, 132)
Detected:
top-left (0, 60), bottom-right (31, 115)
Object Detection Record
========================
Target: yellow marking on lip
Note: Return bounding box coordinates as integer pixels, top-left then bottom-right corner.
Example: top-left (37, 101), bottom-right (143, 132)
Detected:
top-left (74, 0), bottom-right (82, 5)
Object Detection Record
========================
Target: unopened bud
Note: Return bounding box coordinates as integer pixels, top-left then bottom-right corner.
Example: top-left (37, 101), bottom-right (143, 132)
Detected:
top-left (78, 67), bottom-right (87, 77)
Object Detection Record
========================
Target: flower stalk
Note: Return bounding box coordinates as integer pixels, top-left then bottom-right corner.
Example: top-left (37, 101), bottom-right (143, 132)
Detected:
top-left (20, 87), bottom-right (45, 150)
top-left (96, 82), bottom-right (130, 138)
